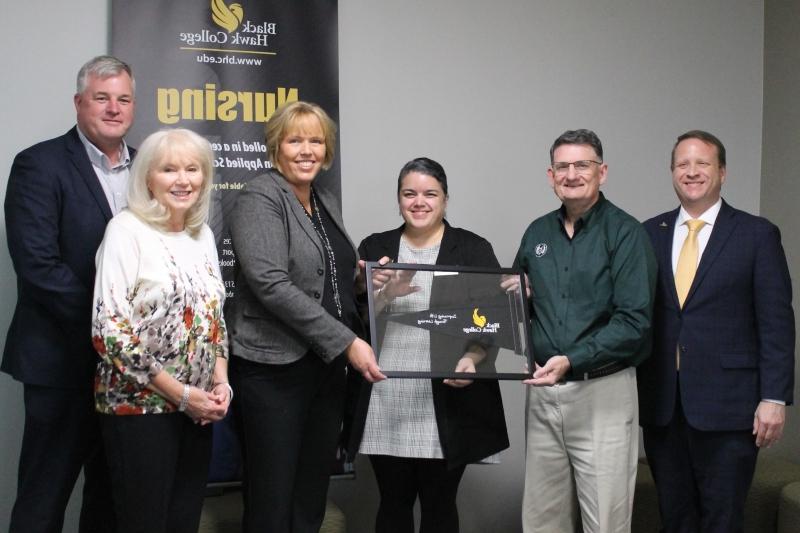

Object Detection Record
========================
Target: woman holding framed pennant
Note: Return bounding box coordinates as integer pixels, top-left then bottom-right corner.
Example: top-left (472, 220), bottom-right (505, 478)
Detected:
top-left (347, 157), bottom-right (509, 533)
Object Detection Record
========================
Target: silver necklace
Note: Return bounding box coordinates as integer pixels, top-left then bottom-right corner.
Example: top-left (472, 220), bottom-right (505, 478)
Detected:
top-left (303, 188), bottom-right (342, 319)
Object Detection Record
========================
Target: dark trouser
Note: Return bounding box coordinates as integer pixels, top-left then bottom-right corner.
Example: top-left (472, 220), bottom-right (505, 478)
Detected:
top-left (642, 387), bottom-right (758, 533)
top-left (9, 384), bottom-right (115, 533)
top-left (369, 455), bottom-right (467, 533)
top-left (231, 353), bottom-right (347, 533)
top-left (101, 412), bottom-right (212, 533)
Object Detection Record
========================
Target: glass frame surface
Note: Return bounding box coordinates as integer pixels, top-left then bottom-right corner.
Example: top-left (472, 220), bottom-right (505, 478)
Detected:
top-left (365, 262), bottom-right (533, 380)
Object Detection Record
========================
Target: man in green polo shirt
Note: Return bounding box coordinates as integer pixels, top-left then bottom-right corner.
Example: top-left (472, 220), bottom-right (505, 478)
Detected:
top-left (514, 129), bottom-right (656, 533)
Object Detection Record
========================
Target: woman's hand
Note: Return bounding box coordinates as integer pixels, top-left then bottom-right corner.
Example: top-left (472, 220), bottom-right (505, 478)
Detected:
top-left (360, 256), bottom-right (404, 294)
top-left (210, 382), bottom-right (233, 405)
top-left (443, 347), bottom-right (485, 388)
top-left (346, 337), bottom-right (386, 383)
top-left (380, 268), bottom-right (420, 300)
top-left (366, 256), bottom-right (393, 290)
top-left (184, 386), bottom-right (229, 425)
top-left (443, 357), bottom-right (477, 388)
top-left (148, 370), bottom-right (230, 425)
top-left (356, 256), bottom-right (392, 294)
top-left (373, 269), bottom-right (420, 313)
top-left (366, 259), bottom-right (420, 312)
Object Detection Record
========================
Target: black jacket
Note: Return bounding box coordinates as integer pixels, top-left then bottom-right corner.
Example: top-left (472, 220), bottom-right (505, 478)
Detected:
top-left (345, 221), bottom-right (509, 467)
top-left (3, 127), bottom-right (135, 387)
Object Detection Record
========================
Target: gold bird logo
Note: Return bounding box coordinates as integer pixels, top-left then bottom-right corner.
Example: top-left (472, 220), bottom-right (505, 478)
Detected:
top-left (472, 308), bottom-right (487, 328)
top-left (211, 0), bottom-right (244, 32)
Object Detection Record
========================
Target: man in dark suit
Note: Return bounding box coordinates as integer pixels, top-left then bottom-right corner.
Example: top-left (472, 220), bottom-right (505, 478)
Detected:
top-left (3, 55), bottom-right (135, 533)
top-left (638, 130), bottom-right (795, 532)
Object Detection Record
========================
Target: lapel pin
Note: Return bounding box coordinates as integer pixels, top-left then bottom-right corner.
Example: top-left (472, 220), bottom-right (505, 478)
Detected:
top-left (659, 222), bottom-right (669, 228)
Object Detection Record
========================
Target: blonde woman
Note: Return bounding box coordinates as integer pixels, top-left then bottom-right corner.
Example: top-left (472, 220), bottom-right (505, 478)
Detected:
top-left (92, 128), bottom-right (230, 533)
top-left (227, 101), bottom-right (384, 533)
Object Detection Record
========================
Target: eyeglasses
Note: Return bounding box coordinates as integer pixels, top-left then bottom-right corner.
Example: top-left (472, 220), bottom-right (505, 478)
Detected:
top-left (551, 160), bottom-right (602, 176)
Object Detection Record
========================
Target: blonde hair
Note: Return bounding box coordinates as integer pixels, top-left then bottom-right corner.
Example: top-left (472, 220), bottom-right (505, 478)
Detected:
top-left (127, 128), bottom-right (214, 236)
top-left (265, 101), bottom-right (337, 171)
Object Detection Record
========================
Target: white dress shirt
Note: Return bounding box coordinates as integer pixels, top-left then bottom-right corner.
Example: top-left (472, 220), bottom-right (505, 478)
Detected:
top-left (77, 127), bottom-right (131, 215)
top-left (670, 199), bottom-right (721, 275)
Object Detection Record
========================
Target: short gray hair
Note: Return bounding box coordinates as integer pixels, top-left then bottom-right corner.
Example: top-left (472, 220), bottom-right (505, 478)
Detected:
top-left (127, 129), bottom-right (214, 237)
top-left (76, 55), bottom-right (135, 96)
top-left (549, 129), bottom-right (603, 164)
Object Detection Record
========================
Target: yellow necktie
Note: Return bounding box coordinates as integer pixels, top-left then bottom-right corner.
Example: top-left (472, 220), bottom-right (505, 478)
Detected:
top-left (675, 219), bottom-right (706, 308)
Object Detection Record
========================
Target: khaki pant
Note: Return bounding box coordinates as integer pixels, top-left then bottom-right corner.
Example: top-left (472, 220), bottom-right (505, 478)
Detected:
top-left (522, 367), bottom-right (638, 533)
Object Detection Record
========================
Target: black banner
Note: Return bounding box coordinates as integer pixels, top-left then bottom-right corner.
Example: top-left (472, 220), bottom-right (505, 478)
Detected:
top-left (112, 0), bottom-right (340, 299)
top-left (111, 0), bottom-right (344, 482)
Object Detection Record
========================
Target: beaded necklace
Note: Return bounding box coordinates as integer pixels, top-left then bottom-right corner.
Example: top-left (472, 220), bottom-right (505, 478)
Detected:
top-left (302, 188), bottom-right (342, 319)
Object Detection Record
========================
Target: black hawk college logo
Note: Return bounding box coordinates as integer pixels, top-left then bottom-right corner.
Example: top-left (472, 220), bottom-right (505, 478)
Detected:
top-left (535, 243), bottom-right (548, 257)
top-left (212, 0), bottom-right (244, 32)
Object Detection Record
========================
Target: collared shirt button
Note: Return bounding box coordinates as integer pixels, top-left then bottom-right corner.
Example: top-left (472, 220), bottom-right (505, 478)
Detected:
top-left (314, 291), bottom-right (321, 299)
top-left (317, 268), bottom-right (324, 275)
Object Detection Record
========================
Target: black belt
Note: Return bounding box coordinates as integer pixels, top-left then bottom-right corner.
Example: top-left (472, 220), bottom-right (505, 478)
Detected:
top-left (563, 361), bottom-right (628, 382)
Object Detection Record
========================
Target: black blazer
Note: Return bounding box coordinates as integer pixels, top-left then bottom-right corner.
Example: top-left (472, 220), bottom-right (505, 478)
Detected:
top-left (2, 127), bottom-right (132, 387)
top-left (638, 201), bottom-right (795, 431)
top-left (346, 222), bottom-right (510, 467)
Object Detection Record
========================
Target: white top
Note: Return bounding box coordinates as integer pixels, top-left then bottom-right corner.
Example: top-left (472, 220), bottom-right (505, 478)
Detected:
top-left (359, 238), bottom-right (443, 458)
top-left (92, 210), bottom-right (228, 414)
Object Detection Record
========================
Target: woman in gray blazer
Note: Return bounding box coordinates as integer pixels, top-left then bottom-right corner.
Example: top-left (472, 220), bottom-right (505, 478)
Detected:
top-left (227, 101), bottom-right (384, 533)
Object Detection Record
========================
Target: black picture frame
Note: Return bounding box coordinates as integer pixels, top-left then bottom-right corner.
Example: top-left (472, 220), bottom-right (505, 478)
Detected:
top-left (365, 262), bottom-right (533, 380)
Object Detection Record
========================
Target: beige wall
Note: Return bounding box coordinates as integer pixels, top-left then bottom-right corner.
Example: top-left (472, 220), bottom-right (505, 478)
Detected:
top-left (1, 1), bottom-right (790, 532)
top-left (761, 0), bottom-right (800, 464)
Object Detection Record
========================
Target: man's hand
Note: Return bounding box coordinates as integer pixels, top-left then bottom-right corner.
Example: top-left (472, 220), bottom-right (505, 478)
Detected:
top-left (500, 273), bottom-right (532, 298)
top-left (523, 355), bottom-right (571, 386)
top-left (753, 401), bottom-right (785, 448)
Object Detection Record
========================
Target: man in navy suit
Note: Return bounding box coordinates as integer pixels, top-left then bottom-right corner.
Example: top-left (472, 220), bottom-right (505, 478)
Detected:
top-left (3, 55), bottom-right (135, 533)
top-left (638, 130), bottom-right (795, 532)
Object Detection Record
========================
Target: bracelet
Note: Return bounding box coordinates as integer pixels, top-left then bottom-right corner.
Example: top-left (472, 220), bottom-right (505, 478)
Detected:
top-left (214, 382), bottom-right (234, 401)
top-left (178, 385), bottom-right (190, 412)
top-left (377, 286), bottom-right (389, 305)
